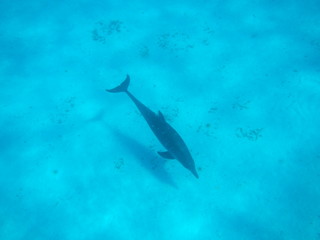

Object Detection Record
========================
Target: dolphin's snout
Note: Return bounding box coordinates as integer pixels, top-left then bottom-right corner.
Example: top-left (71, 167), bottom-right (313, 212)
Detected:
top-left (192, 169), bottom-right (199, 179)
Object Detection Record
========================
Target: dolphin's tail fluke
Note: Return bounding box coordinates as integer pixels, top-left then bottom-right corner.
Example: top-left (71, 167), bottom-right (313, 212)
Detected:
top-left (106, 75), bottom-right (130, 93)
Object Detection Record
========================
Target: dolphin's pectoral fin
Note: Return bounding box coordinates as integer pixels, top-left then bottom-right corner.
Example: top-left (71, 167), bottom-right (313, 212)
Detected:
top-left (158, 111), bottom-right (165, 122)
top-left (158, 151), bottom-right (175, 159)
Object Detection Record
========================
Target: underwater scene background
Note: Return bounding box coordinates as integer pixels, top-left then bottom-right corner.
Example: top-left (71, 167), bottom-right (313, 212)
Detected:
top-left (1, 0), bottom-right (320, 239)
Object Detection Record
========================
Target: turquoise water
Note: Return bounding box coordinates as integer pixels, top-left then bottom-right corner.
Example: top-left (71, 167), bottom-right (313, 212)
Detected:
top-left (1, 0), bottom-right (320, 239)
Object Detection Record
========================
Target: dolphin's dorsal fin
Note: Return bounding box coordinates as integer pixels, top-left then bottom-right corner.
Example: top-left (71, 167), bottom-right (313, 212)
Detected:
top-left (158, 111), bottom-right (165, 121)
top-left (158, 151), bottom-right (175, 159)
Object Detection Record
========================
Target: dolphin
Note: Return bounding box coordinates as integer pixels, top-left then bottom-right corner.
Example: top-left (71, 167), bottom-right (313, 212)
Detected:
top-left (106, 75), bottom-right (199, 178)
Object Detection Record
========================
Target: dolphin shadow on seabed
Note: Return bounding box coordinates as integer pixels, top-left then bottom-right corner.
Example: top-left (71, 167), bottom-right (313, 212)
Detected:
top-left (110, 128), bottom-right (178, 188)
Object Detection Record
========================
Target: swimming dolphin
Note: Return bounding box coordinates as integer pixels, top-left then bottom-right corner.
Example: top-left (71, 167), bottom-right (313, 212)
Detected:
top-left (106, 75), bottom-right (199, 178)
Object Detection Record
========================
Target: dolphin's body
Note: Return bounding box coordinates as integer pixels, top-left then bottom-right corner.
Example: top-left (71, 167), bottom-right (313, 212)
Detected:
top-left (107, 75), bottom-right (199, 178)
